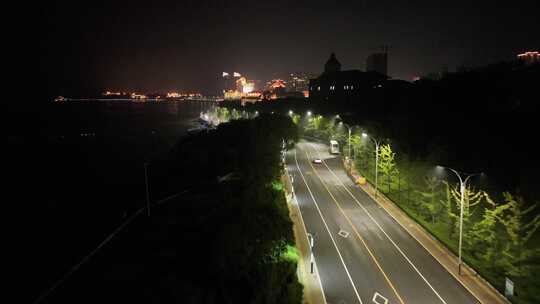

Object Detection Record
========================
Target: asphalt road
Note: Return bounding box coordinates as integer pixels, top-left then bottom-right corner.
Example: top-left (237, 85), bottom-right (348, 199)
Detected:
top-left (285, 140), bottom-right (479, 304)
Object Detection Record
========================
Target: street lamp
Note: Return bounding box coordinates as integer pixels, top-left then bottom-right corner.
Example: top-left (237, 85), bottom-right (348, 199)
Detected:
top-left (338, 122), bottom-right (354, 163)
top-left (436, 165), bottom-right (482, 275)
top-left (307, 111), bottom-right (312, 116)
top-left (362, 133), bottom-right (381, 198)
top-left (307, 232), bottom-right (316, 274)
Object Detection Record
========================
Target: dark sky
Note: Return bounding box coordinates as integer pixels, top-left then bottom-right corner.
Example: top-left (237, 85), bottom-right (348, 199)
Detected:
top-left (32, 0), bottom-right (540, 96)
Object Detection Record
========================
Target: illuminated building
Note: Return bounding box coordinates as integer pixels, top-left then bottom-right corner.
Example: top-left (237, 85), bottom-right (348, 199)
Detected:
top-left (222, 71), bottom-right (244, 99)
top-left (268, 79), bottom-right (286, 90)
top-left (224, 90), bottom-right (242, 100)
top-left (263, 79), bottom-right (287, 99)
top-left (131, 93), bottom-right (147, 100)
top-left (288, 73), bottom-right (310, 94)
top-left (242, 81), bottom-right (255, 93)
top-left (103, 91), bottom-right (122, 96)
top-left (166, 92), bottom-right (181, 98)
top-left (517, 51), bottom-right (539, 65)
top-left (222, 71), bottom-right (241, 93)
top-left (241, 91), bottom-right (263, 105)
top-left (309, 53), bottom-right (387, 101)
top-left (165, 92), bottom-right (203, 100)
top-left (366, 47), bottom-right (388, 76)
top-left (236, 77), bottom-right (247, 92)
top-left (222, 72), bottom-right (259, 101)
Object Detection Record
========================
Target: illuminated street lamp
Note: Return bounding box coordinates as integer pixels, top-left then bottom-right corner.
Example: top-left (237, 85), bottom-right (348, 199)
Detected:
top-left (289, 110), bottom-right (293, 116)
top-left (306, 111), bottom-right (312, 116)
top-left (307, 232), bottom-right (316, 274)
top-left (339, 122), bottom-right (353, 162)
top-left (436, 165), bottom-right (483, 275)
top-left (362, 133), bottom-right (381, 198)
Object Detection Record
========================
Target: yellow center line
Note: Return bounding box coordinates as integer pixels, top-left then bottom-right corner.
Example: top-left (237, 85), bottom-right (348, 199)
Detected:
top-left (303, 147), bottom-right (406, 304)
top-left (308, 142), bottom-right (448, 304)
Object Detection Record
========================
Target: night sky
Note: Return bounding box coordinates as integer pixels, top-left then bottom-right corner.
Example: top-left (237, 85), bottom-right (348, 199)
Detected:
top-left (33, 0), bottom-right (540, 96)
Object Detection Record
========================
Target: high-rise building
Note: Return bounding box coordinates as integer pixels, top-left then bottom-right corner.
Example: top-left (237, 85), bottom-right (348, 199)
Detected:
top-left (366, 47), bottom-right (388, 76)
top-left (222, 72), bottom-right (237, 93)
top-left (222, 72), bottom-right (243, 99)
top-left (287, 73), bottom-right (311, 98)
top-left (222, 72), bottom-right (260, 101)
top-left (288, 73), bottom-right (310, 92)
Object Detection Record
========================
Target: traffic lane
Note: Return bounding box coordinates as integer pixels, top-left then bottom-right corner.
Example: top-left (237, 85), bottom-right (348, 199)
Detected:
top-left (325, 157), bottom-right (478, 304)
top-left (286, 149), bottom-right (359, 304)
top-left (294, 146), bottom-right (372, 304)
top-left (295, 144), bottom-right (402, 304)
top-left (287, 150), bottom-right (357, 304)
top-left (309, 142), bottom-right (479, 304)
top-left (316, 163), bottom-right (444, 303)
top-left (302, 142), bottom-right (443, 304)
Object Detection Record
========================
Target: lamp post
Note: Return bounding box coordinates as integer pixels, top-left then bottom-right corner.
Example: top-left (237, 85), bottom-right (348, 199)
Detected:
top-left (362, 133), bottom-right (381, 198)
top-left (338, 122), bottom-right (353, 164)
top-left (347, 126), bottom-right (351, 161)
top-left (437, 166), bottom-right (482, 275)
top-left (307, 233), bottom-right (315, 274)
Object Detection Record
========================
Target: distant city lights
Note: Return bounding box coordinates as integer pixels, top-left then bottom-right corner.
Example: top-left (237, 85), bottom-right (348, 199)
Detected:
top-left (131, 93), bottom-right (147, 99)
top-left (103, 91), bottom-right (123, 96)
top-left (242, 82), bottom-right (255, 93)
top-left (517, 51), bottom-right (540, 65)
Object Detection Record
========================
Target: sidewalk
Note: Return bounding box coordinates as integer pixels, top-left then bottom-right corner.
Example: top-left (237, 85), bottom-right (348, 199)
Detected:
top-left (282, 172), bottom-right (327, 304)
top-left (343, 161), bottom-right (510, 304)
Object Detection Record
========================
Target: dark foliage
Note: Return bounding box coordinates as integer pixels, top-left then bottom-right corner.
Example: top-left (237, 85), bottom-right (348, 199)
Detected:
top-left (232, 62), bottom-right (540, 204)
top-left (38, 114), bottom-right (302, 303)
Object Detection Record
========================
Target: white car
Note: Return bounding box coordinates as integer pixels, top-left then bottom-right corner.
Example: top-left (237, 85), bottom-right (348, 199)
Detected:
top-left (312, 158), bottom-right (323, 164)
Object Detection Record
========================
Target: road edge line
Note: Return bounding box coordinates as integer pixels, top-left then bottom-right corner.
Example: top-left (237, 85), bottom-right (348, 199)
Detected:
top-left (309, 142), bottom-right (452, 304)
top-left (303, 146), bottom-right (406, 304)
top-left (283, 164), bottom-right (327, 304)
top-left (335, 147), bottom-right (509, 304)
top-left (294, 147), bottom-right (364, 304)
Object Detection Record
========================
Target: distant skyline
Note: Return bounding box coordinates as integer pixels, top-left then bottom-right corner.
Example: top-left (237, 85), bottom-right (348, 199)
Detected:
top-left (33, 0), bottom-right (540, 96)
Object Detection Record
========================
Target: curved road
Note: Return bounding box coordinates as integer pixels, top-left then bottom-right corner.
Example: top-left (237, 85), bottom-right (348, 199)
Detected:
top-left (286, 140), bottom-right (478, 304)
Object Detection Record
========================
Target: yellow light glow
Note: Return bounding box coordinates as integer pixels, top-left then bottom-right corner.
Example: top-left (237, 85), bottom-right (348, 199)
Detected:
top-left (243, 82), bottom-right (254, 93)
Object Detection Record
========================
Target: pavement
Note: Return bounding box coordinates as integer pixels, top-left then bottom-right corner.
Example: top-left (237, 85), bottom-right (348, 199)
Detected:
top-left (284, 139), bottom-right (510, 304)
